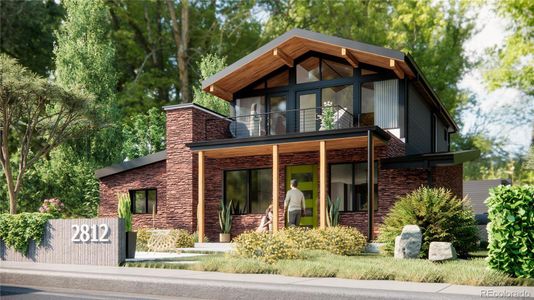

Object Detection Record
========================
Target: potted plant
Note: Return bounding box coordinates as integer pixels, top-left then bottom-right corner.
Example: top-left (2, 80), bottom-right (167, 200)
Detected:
top-left (118, 193), bottom-right (136, 258)
top-left (219, 200), bottom-right (232, 242)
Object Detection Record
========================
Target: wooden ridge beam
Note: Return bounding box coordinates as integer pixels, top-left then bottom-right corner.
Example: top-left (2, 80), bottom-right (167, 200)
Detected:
top-left (209, 84), bottom-right (232, 101)
top-left (389, 59), bottom-right (405, 79)
top-left (341, 48), bottom-right (358, 68)
top-left (273, 48), bottom-right (294, 67)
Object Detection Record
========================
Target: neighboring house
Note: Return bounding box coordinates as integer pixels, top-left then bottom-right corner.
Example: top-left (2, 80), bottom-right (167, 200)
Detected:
top-left (96, 29), bottom-right (478, 242)
top-left (463, 179), bottom-right (511, 242)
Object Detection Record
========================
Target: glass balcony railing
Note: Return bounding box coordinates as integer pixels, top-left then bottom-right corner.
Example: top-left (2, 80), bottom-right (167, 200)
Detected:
top-left (229, 105), bottom-right (356, 138)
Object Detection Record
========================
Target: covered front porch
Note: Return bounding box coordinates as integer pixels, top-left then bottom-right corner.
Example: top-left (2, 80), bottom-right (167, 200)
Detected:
top-left (188, 127), bottom-right (391, 242)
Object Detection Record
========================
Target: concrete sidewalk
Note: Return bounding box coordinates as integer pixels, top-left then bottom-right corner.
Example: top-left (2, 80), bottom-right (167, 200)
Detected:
top-left (1, 261), bottom-right (532, 300)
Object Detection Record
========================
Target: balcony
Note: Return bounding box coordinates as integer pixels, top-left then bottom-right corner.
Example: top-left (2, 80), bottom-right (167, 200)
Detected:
top-left (229, 105), bottom-right (361, 138)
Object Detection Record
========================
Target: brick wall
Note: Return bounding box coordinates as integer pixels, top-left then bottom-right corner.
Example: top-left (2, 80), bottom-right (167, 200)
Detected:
top-left (433, 165), bottom-right (463, 198)
top-left (98, 161), bottom-right (168, 229)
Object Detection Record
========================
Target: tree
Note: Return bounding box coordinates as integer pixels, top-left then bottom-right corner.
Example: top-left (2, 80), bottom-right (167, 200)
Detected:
top-left (122, 108), bottom-right (166, 159)
top-left (0, 0), bottom-right (64, 76)
top-left (193, 54), bottom-right (230, 116)
top-left (54, 0), bottom-right (121, 166)
top-left (484, 0), bottom-right (533, 96)
top-left (0, 54), bottom-right (93, 214)
top-left (166, 0), bottom-right (191, 103)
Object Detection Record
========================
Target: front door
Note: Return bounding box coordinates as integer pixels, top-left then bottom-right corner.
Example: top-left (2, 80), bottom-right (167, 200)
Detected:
top-left (285, 165), bottom-right (318, 227)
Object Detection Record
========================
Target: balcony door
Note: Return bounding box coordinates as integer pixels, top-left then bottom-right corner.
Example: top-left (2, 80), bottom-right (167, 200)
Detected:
top-left (268, 94), bottom-right (287, 135)
top-left (297, 90), bottom-right (320, 133)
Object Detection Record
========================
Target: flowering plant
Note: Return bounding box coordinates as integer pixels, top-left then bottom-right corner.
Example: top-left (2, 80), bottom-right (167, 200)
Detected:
top-left (39, 198), bottom-right (64, 218)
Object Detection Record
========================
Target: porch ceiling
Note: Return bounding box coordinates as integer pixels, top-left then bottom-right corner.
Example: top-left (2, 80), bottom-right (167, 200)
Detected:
top-left (196, 135), bottom-right (384, 159)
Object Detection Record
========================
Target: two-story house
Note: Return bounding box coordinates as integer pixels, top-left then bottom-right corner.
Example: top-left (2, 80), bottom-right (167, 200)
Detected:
top-left (96, 29), bottom-right (478, 242)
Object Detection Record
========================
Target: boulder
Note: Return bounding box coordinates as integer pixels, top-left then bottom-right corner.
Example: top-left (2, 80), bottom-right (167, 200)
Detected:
top-left (394, 225), bottom-right (422, 259)
top-left (429, 242), bottom-right (457, 261)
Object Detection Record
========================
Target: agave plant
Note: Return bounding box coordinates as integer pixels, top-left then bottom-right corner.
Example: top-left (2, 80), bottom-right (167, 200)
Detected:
top-left (327, 195), bottom-right (341, 227)
top-left (219, 200), bottom-right (232, 233)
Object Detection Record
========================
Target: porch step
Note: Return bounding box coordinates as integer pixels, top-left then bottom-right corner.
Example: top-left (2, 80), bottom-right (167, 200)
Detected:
top-left (176, 243), bottom-right (234, 254)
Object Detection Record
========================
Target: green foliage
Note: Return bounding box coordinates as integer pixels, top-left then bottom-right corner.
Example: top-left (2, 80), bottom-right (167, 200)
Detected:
top-left (486, 185), bottom-right (534, 278)
top-left (219, 200), bottom-right (232, 233)
top-left (233, 231), bottom-right (301, 264)
top-left (117, 193), bottom-right (132, 232)
top-left (122, 107), bottom-right (166, 159)
top-left (136, 228), bottom-right (151, 252)
top-left (327, 195), bottom-right (341, 227)
top-left (170, 229), bottom-right (195, 248)
top-left (233, 226), bottom-right (366, 263)
top-left (378, 187), bottom-right (478, 258)
top-left (318, 102), bottom-right (335, 130)
top-left (137, 229), bottom-right (195, 251)
top-left (0, 213), bottom-right (52, 255)
top-left (0, 0), bottom-right (63, 75)
top-left (193, 54), bottom-right (231, 116)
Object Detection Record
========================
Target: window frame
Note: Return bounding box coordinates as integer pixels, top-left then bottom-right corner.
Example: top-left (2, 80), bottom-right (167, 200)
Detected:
top-left (329, 161), bottom-right (379, 213)
top-left (223, 167), bottom-right (273, 215)
top-left (129, 188), bottom-right (157, 214)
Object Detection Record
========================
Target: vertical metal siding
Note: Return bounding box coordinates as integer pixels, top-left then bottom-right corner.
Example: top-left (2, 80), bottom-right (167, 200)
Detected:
top-left (374, 79), bottom-right (398, 129)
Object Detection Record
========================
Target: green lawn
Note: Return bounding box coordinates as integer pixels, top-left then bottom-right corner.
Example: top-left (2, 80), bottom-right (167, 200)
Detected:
top-left (123, 251), bottom-right (533, 286)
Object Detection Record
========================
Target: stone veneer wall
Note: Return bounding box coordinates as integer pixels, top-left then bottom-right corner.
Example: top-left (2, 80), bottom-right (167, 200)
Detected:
top-left (99, 161), bottom-right (167, 229)
top-left (165, 106), bottom-right (230, 232)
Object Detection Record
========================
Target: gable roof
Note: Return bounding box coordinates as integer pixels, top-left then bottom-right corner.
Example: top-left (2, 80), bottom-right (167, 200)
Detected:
top-left (202, 28), bottom-right (458, 132)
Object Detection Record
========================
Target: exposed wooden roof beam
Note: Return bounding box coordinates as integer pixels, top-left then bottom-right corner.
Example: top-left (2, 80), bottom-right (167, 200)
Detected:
top-left (273, 48), bottom-right (294, 67)
top-left (341, 48), bottom-right (358, 68)
top-left (209, 85), bottom-right (232, 101)
top-left (389, 59), bottom-right (405, 79)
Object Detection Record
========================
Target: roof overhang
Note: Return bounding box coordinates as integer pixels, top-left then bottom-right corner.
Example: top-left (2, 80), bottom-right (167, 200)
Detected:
top-left (187, 126), bottom-right (390, 159)
top-left (381, 149), bottom-right (480, 169)
top-left (202, 29), bottom-right (414, 101)
top-left (95, 151), bottom-right (167, 179)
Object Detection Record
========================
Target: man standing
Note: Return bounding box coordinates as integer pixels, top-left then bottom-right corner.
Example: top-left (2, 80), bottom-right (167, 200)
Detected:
top-left (284, 179), bottom-right (306, 227)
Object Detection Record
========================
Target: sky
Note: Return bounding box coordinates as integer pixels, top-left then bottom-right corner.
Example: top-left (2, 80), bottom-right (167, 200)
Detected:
top-left (459, 3), bottom-right (533, 156)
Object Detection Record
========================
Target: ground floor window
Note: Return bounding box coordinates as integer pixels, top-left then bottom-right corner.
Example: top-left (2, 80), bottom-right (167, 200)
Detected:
top-left (129, 189), bottom-right (157, 214)
top-left (224, 168), bottom-right (272, 214)
top-left (329, 162), bottom-right (378, 212)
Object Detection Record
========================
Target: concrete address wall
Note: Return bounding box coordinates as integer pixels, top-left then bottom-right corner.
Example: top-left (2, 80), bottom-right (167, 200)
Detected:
top-left (0, 218), bottom-right (125, 266)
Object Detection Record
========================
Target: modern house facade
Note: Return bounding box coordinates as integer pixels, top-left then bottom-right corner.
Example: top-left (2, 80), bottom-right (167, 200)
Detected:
top-left (97, 29), bottom-right (478, 242)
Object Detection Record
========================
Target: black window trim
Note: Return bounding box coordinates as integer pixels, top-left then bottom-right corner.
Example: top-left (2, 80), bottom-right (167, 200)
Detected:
top-left (223, 167), bottom-right (273, 215)
top-left (329, 161), bottom-right (379, 213)
top-left (129, 188), bottom-right (157, 214)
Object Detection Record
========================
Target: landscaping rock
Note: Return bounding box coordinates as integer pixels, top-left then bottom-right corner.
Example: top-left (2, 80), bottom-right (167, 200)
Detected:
top-left (394, 225), bottom-right (422, 259)
top-left (428, 242), bottom-right (457, 261)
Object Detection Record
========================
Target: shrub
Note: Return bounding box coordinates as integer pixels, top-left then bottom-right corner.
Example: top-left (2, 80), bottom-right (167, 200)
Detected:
top-left (486, 185), bottom-right (534, 278)
top-left (233, 231), bottom-right (300, 264)
top-left (378, 187), bottom-right (478, 258)
top-left (170, 229), bottom-right (195, 248)
top-left (136, 228), bottom-right (151, 251)
top-left (0, 213), bottom-right (52, 255)
top-left (233, 226), bottom-right (366, 263)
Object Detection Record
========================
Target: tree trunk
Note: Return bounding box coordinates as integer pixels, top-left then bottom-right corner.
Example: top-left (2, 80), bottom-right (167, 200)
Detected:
top-left (1, 140), bottom-right (17, 214)
top-left (166, 0), bottom-right (190, 103)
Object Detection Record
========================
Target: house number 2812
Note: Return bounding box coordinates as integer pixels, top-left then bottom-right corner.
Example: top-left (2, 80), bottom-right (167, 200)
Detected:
top-left (71, 224), bottom-right (110, 242)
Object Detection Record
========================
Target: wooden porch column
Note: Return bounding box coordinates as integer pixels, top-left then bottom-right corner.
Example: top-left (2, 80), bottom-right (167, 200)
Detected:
top-left (198, 151), bottom-right (205, 243)
top-left (367, 131), bottom-right (375, 242)
top-left (272, 145), bottom-right (279, 232)
top-left (319, 140), bottom-right (327, 229)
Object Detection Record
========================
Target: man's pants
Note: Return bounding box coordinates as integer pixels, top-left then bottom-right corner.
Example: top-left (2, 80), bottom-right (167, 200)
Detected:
top-left (288, 210), bottom-right (301, 227)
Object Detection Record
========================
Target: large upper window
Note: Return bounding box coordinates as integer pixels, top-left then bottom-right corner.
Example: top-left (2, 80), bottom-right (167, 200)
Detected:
top-left (361, 79), bottom-right (398, 129)
top-left (225, 168), bottom-right (272, 214)
top-left (130, 189), bottom-right (157, 214)
top-left (296, 57), bottom-right (320, 84)
top-left (296, 56), bottom-right (353, 84)
top-left (330, 162), bottom-right (378, 212)
top-left (234, 96), bottom-right (266, 137)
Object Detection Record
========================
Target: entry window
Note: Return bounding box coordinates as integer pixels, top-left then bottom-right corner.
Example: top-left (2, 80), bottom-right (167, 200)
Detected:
top-left (224, 168), bottom-right (272, 214)
top-left (130, 189), bottom-right (157, 214)
top-left (329, 162), bottom-right (378, 212)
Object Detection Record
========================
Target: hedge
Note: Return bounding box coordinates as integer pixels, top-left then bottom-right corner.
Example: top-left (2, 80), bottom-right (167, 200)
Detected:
top-left (486, 185), bottom-right (534, 278)
top-left (0, 213), bottom-right (52, 255)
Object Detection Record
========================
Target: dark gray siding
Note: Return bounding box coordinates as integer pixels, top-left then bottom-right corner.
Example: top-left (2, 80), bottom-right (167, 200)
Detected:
top-left (436, 117), bottom-right (449, 152)
top-left (406, 83), bottom-right (432, 154)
